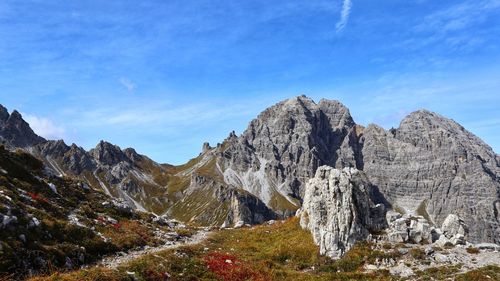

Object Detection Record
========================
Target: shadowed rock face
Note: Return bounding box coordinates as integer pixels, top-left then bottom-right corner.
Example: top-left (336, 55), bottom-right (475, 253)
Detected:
top-left (0, 106), bottom-right (45, 148)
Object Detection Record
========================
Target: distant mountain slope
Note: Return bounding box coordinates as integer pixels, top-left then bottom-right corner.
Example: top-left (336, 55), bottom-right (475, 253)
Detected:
top-left (0, 97), bottom-right (498, 243)
top-left (0, 145), bottom-right (186, 279)
top-left (361, 110), bottom-right (500, 243)
top-left (0, 105), bottom-right (45, 148)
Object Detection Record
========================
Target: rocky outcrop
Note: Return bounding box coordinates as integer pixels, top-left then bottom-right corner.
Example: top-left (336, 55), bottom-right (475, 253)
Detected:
top-left (385, 211), bottom-right (469, 247)
top-left (224, 189), bottom-right (279, 227)
top-left (433, 214), bottom-right (469, 247)
top-left (385, 212), bottom-right (432, 244)
top-left (0, 105), bottom-right (45, 148)
top-left (297, 166), bottom-right (387, 258)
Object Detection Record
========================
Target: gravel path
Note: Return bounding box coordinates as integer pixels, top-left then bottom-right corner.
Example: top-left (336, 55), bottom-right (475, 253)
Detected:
top-left (99, 229), bottom-right (210, 269)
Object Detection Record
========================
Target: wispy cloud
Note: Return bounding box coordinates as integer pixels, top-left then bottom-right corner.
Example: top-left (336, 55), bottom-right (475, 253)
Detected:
top-left (335, 0), bottom-right (352, 33)
top-left (119, 77), bottom-right (136, 92)
top-left (69, 96), bottom-right (273, 134)
top-left (416, 0), bottom-right (500, 33)
top-left (23, 114), bottom-right (66, 140)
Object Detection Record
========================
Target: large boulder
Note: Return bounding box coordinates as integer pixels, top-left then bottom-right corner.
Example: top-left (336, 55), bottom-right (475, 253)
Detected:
top-left (441, 214), bottom-right (468, 239)
top-left (297, 166), bottom-right (387, 258)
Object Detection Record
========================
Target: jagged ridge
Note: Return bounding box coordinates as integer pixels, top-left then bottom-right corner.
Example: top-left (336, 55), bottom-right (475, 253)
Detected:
top-left (0, 97), bottom-right (498, 243)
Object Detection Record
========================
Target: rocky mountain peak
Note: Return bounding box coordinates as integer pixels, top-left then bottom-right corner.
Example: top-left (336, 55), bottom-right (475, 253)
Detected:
top-left (396, 109), bottom-right (497, 161)
top-left (202, 142), bottom-right (212, 154)
top-left (317, 98), bottom-right (355, 128)
top-left (37, 140), bottom-right (70, 157)
top-left (0, 104), bottom-right (9, 122)
top-left (219, 96), bottom-right (360, 213)
top-left (9, 109), bottom-right (23, 120)
top-left (0, 105), bottom-right (45, 147)
top-left (90, 140), bottom-right (128, 166)
top-left (123, 147), bottom-right (142, 162)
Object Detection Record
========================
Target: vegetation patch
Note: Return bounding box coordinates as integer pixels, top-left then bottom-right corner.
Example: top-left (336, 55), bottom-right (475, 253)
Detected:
top-left (413, 265), bottom-right (461, 280)
top-left (466, 247), bottom-right (480, 254)
top-left (409, 248), bottom-right (426, 260)
top-left (456, 265), bottom-right (500, 281)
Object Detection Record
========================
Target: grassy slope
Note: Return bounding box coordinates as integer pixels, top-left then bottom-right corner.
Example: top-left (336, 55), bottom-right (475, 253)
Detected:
top-left (0, 147), bottom-right (181, 280)
top-left (30, 218), bottom-right (500, 281)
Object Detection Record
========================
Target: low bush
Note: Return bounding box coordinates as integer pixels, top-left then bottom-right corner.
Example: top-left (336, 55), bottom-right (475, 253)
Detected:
top-left (466, 247), bottom-right (480, 254)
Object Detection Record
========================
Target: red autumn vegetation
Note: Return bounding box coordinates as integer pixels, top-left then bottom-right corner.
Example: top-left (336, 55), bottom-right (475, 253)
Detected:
top-left (27, 192), bottom-right (48, 203)
top-left (204, 252), bottom-right (264, 281)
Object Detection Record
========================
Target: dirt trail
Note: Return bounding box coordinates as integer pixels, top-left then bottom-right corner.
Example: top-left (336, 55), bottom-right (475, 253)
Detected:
top-left (99, 229), bottom-right (210, 269)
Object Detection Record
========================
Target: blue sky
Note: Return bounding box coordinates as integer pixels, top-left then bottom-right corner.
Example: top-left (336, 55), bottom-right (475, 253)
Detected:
top-left (0, 0), bottom-right (499, 164)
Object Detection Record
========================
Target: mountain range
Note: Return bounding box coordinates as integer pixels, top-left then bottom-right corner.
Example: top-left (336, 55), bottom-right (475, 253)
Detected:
top-left (1, 95), bottom-right (499, 244)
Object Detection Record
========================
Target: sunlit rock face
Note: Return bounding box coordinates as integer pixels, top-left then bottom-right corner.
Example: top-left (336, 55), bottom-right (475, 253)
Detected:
top-left (220, 95), bottom-right (360, 216)
top-left (360, 110), bottom-right (500, 243)
top-left (297, 166), bottom-right (387, 258)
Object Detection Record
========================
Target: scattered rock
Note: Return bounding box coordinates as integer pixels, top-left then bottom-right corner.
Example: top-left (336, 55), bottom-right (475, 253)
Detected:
top-left (1, 214), bottom-right (17, 228)
top-left (386, 210), bottom-right (402, 223)
top-left (28, 217), bottom-right (40, 228)
top-left (234, 221), bottom-right (245, 228)
top-left (48, 183), bottom-right (57, 194)
top-left (398, 248), bottom-right (409, 255)
top-left (389, 263), bottom-right (413, 277)
top-left (475, 243), bottom-right (500, 251)
top-left (424, 247), bottom-right (434, 256)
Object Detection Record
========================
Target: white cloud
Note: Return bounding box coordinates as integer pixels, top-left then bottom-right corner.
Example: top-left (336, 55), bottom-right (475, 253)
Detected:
top-left (119, 77), bottom-right (136, 92)
top-left (23, 114), bottom-right (66, 140)
top-left (335, 0), bottom-right (352, 33)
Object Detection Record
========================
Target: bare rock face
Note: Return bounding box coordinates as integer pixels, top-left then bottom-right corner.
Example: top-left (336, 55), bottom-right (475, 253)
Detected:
top-left (90, 140), bottom-right (130, 166)
top-left (360, 111), bottom-right (500, 243)
top-left (297, 166), bottom-right (387, 258)
top-left (224, 189), bottom-right (279, 227)
top-left (220, 96), bottom-right (359, 216)
top-left (34, 140), bottom-right (96, 175)
top-left (0, 106), bottom-right (45, 148)
top-left (441, 214), bottom-right (468, 239)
